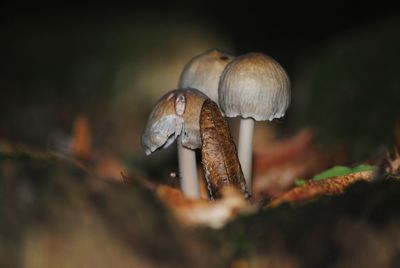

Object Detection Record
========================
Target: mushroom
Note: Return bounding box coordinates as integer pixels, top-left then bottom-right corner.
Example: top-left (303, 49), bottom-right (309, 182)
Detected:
top-left (142, 88), bottom-right (207, 198)
top-left (200, 99), bottom-right (250, 200)
top-left (179, 48), bottom-right (235, 103)
top-left (218, 52), bottom-right (291, 193)
top-left (174, 49), bottom-right (234, 198)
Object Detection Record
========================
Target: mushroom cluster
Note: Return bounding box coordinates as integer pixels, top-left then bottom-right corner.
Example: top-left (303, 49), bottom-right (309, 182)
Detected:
top-left (176, 49), bottom-right (235, 198)
top-left (141, 49), bottom-right (290, 200)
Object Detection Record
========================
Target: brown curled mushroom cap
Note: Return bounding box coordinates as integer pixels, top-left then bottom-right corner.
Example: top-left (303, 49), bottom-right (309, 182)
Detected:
top-left (178, 48), bottom-right (235, 103)
top-left (218, 52), bottom-right (290, 121)
top-left (141, 88), bottom-right (208, 155)
top-left (200, 99), bottom-right (249, 200)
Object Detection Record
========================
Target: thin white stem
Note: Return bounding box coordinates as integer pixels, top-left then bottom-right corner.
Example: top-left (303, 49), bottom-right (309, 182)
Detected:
top-left (238, 118), bottom-right (255, 193)
top-left (177, 137), bottom-right (200, 198)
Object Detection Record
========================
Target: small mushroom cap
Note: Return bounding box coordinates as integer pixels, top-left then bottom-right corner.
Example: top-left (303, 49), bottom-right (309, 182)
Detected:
top-left (141, 88), bottom-right (208, 155)
top-left (218, 52), bottom-right (290, 121)
top-left (178, 48), bottom-right (235, 103)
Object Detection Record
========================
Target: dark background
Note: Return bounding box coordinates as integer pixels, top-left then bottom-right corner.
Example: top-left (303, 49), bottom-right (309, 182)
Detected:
top-left (1, 1), bottom-right (399, 162)
top-left (2, 1), bottom-right (398, 66)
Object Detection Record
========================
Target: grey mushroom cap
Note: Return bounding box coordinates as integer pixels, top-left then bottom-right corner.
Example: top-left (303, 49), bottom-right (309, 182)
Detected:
top-left (218, 52), bottom-right (290, 121)
top-left (178, 48), bottom-right (235, 103)
top-left (141, 88), bottom-right (208, 155)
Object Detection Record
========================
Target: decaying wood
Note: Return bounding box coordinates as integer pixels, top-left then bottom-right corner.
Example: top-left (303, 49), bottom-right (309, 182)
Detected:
top-left (266, 170), bottom-right (374, 208)
top-left (199, 99), bottom-right (249, 200)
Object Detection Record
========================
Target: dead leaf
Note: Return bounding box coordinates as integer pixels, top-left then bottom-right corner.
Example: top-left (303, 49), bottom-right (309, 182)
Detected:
top-left (71, 115), bottom-right (91, 160)
top-left (253, 129), bottom-right (314, 174)
top-left (379, 146), bottom-right (400, 180)
top-left (253, 143), bottom-right (346, 201)
top-left (265, 170), bottom-right (374, 209)
top-left (49, 115), bottom-right (127, 183)
top-left (157, 185), bottom-right (255, 229)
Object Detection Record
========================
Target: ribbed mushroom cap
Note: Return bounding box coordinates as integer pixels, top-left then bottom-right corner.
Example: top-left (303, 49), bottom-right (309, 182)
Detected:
top-left (218, 52), bottom-right (290, 121)
top-left (141, 88), bottom-right (208, 155)
top-left (178, 48), bottom-right (234, 103)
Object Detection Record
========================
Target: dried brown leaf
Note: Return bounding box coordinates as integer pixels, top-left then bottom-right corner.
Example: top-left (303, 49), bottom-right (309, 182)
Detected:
top-left (157, 185), bottom-right (255, 228)
top-left (253, 129), bottom-right (314, 174)
top-left (266, 170), bottom-right (374, 209)
top-left (379, 146), bottom-right (400, 179)
top-left (253, 145), bottom-right (346, 200)
top-left (71, 115), bottom-right (91, 160)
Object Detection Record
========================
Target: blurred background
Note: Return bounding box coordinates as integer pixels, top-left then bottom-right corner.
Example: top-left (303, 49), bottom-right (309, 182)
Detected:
top-left (1, 1), bottom-right (399, 165)
top-left (1, 1), bottom-right (400, 267)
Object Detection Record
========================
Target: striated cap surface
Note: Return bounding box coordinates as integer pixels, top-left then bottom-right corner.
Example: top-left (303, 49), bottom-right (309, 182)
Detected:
top-left (218, 52), bottom-right (290, 121)
top-left (141, 88), bottom-right (208, 155)
top-left (179, 48), bottom-right (234, 103)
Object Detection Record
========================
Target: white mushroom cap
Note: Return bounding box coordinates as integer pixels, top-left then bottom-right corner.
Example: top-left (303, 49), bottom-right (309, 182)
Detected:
top-left (141, 89), bottom-right (208, 155)
top-left (178, 48), bottom-right (234, 103)
top-left (218, 52), bottom-right (290, 121)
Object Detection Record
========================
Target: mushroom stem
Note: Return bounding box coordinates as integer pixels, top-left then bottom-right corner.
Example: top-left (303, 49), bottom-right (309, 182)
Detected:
top-left (238, 118), bottom-right (255, 193)
top-left (177, 137), bottom-right (200, 198)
